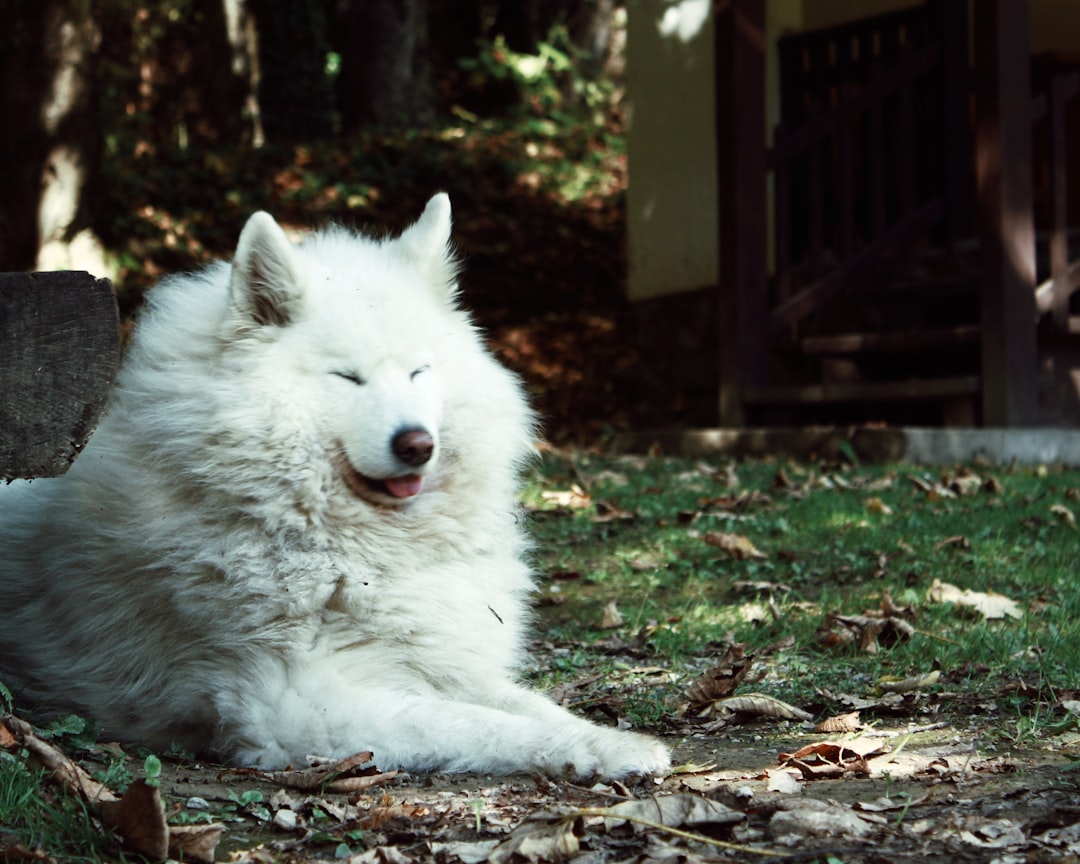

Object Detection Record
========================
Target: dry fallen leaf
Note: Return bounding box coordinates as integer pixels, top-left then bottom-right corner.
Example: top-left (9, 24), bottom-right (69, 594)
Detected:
top-left (929, 579), bottom-right (1023, 620)
top-left (592, 500), bottom-right (636, 523)
top-left (703, 531), bottom-right (767, 560)
top-left (878, 670), bottom-right (941, 693)
top-left (768, 799), bottom-right (875, 841)
top-left (253, 750), bottom-right (399, 793)
top-left (949, 473), bottom-right (983, 496)
top-left (98, 780), bottom-right (169, 861)
top-left (1050, 503), bottom-right (1076, 527)
top-left (685, 643), bottom-right (754, 709)
top-left (540, 486), bottom-right (591, 509)
top-left (487, 811), bottom-right (583, 864)
top-left (934, 535), bottom-right (970, 551)
top-left (865, 497), bottom-right (893, 515)
top-left (778, 739), bottom-right (889, 779)
top-left (599, 795), bottom-right (744, 833)
top-left (815, 710), bottom-right (863, 733)
top-left (710, 693), bottom-right (813, 723)
top-left (818, 612), bottom-right (915, 653)
top-left (599, 600), bottom-right (624, 629)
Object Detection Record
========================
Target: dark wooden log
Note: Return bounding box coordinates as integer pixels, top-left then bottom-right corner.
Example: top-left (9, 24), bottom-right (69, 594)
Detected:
top-left (0, 271), bottom-right (119, 480)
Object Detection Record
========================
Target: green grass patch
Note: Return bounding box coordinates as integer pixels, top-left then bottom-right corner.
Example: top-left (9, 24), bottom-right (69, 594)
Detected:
top-left (0, 755), bottom-right (114, 861)
top-left (525, 453), bottom-right (1080, 738)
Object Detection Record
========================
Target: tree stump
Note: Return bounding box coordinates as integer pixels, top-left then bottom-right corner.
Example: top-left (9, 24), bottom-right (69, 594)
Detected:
top-left (0, 271), bottom-right (119, 480)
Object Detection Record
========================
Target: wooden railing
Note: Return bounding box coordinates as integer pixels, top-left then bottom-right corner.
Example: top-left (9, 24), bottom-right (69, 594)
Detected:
top-left (1032, 69), bottom-right (1080, 332)
top-left (768, 42), bottom-right (945, 332)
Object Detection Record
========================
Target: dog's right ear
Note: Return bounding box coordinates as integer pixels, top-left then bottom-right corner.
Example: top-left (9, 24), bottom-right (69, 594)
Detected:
top-left (229, 212), bottom-right (305, 327)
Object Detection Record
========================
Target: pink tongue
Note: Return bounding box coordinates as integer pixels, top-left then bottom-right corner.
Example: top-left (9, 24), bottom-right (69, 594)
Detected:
top-left (384, 475), bottom-right (424, 499)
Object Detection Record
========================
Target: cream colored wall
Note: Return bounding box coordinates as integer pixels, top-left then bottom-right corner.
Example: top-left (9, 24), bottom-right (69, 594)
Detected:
top-left (626, 0), bottom-right (1079, 303)
top-left (626, 0), bottom-right (717, 302)
top-left (626, 0), bottom-right (802, 301)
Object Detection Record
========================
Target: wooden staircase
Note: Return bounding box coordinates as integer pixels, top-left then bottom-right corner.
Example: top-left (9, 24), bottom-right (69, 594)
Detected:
top-left (711, 0), bottom-right (1080, 428)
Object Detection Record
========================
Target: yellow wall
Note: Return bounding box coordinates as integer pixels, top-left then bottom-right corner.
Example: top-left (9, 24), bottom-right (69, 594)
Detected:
top-left (626, 0), bottom-right (1080, 303)
top-left (626, 0), bottom-right (718, 302)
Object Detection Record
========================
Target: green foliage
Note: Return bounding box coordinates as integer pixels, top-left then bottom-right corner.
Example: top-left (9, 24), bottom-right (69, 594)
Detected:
top-left (0, 759), bottom-right (113, 861)
top-left (142, 753), bottom-right (162, 787)
top-left (456, 25), bottom-right (625, 200)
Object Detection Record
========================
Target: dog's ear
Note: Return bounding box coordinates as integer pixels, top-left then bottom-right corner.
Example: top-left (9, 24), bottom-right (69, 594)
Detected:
top-left (230, 212), bottom-right (305, 327)
top-left (397, 194), bottom-right (459, 298)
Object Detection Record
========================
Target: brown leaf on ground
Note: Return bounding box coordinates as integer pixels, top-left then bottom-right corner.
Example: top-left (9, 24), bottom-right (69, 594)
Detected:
top-left (928, 579), bottom-right (1023, 620)
top-left (879, 589), bottom-right (915, 619)
top-left (599, 600), bottom-right (624, 629)
top-left (878, 670), bottom-right (941, 693)
top-left (708, 693), bottom-right (813, 723)
top-left (767, 799), bottom-right (876, 841)
top-left (0, 839), bottom-right (53, 862)
top-left (1050, 503), bottom-right (1076, 527)
top-left (685, 643), bottom-right (754, 709)
top-left (778, 740), bottom-right (889, 779)
top-left (700, 489), bottom-right (774, 513)
top-left (591, 500), bottom-right (635, 523)
top-left (250, 751), bottom-right (399, 793)
top-left (818, 612), bottom-right (915, 653)
top-left (948, 472), bottom-right (984, 496)
top-left (487, 812), bottom-right (583, 864)
top-left (598, 794), bottom-right (744, 833)
top-left (865, 497), bottom-right (892, 515)
top-left (98, 780), bottom-right (169, 861)
top-left (934, 534), bottom-right (970, 550)
top-left (815, 711), bottom-right (863, 733)
top-left (702, 531), bottom-right (767, 560)
top-left (539, 486), bottom-right (591, 510)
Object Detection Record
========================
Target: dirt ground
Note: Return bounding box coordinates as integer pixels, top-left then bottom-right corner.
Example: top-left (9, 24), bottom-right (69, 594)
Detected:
top-left (138, 718), bottom-right (1079, 863)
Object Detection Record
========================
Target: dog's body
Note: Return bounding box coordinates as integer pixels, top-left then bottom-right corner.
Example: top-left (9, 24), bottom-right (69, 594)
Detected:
top-left (0, 196), bottom-right (669, 778)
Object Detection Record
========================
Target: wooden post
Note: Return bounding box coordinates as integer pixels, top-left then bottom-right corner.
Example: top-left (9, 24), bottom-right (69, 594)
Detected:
top-left (1048, 74), bottom-right (1076, 332)
top-left (715, 0), bottom-right (768, 426)
top-left (0, 272), bottom-right (119, 479)
top-left (974, 0), bottom-right (1039, 426)
top-left (932, 0), bottom-right (973, 244)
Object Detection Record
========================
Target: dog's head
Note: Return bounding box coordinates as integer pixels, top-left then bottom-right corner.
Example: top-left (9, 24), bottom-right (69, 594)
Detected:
top-left (224, 195), bottom-right (462, 511)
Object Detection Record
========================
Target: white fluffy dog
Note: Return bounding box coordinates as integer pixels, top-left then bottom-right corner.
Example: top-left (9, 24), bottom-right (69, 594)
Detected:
top-left (0, 195), bottom-right (670, 779)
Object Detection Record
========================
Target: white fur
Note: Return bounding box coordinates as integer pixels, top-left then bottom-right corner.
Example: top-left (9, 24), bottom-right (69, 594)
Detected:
top-left (0, 195), bottom-right (670, 779)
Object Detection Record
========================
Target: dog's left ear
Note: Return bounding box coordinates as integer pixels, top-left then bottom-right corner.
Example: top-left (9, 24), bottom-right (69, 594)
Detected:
top-left (230, 211), bottom-right (306, 327)
top-left (398, 193), bottom-right (459, 298)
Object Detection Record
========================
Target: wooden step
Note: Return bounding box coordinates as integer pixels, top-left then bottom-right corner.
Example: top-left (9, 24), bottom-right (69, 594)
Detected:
top-left (743, 375), bottom-right (981, 405)
top-left (801, 324), bottom-right (981, 354)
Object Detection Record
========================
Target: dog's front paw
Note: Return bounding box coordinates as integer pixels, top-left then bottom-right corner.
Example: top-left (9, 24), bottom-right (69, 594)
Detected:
top-left (550, 728), bottom-right (670, 781)
top-left (592, 730), bottom-right (671, 780)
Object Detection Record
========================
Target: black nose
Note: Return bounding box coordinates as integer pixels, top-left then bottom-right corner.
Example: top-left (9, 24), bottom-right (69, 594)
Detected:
top-left (392, 427), bottom-right (434, 467)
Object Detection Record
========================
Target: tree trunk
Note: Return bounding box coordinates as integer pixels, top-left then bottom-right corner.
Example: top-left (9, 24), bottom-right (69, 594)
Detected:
top-left (251, 0), bottom-right (335, 141)
top-left (336, 0), bottom-right (432, 132)
top-left (35, 3), bottom-right (106, 273)
top-left (190, 0), bottom-right (251, 145)
top-left (0, 1), bottom-right (105, 273)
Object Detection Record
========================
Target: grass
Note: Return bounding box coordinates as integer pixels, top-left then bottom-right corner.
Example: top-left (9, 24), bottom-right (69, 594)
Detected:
top-left (0, 755), bottom-right (115, 861)
top-left (524, 452), bottom-right (1080, 729)
top-left (1, 452), bottom-right (1078, 860)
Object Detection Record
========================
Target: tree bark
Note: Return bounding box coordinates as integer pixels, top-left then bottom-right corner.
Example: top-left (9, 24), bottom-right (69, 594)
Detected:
top-left (251, 0), bottom-right (335, 141)
top-left (336, 0), bottom-right (432, 132)
top-left (0, 1), bottom-right (105, 272)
